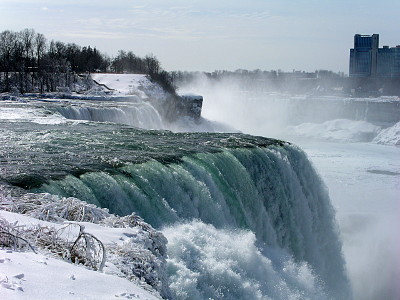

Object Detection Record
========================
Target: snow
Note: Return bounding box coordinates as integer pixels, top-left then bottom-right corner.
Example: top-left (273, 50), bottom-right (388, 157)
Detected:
top-left (287, 119), bottom-right (381, 142)
top-left (91, 73), bottom-right (150, 96)
top-left (285, 115), bottom-right (400, 147)
top-left (0, 248), bottom-right (159, 300)
top-left (373, 121), bottom-right (400, 146)
top-left (90, 74), bottom-right (166, 101)
top-left (0, 199), bottom-right (166, 300)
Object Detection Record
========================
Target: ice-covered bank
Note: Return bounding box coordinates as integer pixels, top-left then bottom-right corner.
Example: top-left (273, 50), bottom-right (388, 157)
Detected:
top-left (0, 192), bottom-right (169, 300)
top-left (0, 250), bottom-right (157, 300)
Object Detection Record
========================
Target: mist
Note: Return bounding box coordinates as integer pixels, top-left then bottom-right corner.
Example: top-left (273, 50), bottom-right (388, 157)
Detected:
top-left (177, 74), bottom-right (400, 300)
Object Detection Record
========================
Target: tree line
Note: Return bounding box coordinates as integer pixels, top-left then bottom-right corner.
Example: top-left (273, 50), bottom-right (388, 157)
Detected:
top-left (0, 29), bottom-right (175, 94)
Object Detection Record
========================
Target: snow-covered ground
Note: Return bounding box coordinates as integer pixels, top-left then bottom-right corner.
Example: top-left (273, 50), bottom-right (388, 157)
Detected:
top-left (0, 196), bottom-right (168, 300)
top-left (91, 74), bottom-right (151, 96)
top-left (90, 73), bottom-right (167, 102)
top-left (0, 244), bottom-right (159, 300)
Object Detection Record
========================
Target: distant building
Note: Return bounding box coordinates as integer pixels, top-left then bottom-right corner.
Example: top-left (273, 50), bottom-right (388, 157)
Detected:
top-left (349, 34), bottom-right (400, 78)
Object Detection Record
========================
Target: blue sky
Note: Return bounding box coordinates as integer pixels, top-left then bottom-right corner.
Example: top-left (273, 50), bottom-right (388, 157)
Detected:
top-left (1, 0), bottom-right (399, 72)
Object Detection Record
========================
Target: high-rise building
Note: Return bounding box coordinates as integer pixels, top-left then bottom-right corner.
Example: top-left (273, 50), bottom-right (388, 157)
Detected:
top-left (349, 34), bottom-right (379, 77)
top-left (393, 46), bottom-right (400, 77)
top-left (350, 34), bottom-right (400, 78)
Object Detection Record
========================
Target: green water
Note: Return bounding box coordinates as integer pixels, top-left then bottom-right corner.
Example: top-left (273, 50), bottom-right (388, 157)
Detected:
top-left (0, 111), bottom-right (284, 189)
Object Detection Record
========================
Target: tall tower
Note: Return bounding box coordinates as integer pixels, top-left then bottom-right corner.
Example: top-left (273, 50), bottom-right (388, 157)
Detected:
top-left (349, 34), bottom-right (379, 77)
top-left (370, 34), bottom-right (379, 76)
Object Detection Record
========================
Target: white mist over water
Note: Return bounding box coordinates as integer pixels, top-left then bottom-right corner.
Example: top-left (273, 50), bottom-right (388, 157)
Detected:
top-left (178, 79), bottom-right (400, 300)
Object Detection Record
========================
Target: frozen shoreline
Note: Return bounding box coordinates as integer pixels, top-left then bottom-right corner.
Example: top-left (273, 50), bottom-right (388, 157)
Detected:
top-left (292, 139), bottom-right (400, 300)
top-left (0, 195), bottom-right (168, 300)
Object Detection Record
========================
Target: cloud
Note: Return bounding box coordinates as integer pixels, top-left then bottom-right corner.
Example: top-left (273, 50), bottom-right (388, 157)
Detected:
top-left (60, 30), bottom-right (128, 40)
top-left (127, 4), bottom-right (274, 20)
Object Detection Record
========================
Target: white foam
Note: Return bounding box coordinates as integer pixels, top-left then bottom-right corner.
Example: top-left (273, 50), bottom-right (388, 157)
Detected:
top-left (0, 106), bottom-right (67, 124)
top-left (163, 220), bottom-right (329, 300)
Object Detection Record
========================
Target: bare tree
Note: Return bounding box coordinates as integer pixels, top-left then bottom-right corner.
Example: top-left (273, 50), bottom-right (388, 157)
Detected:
top-left (0, 29), bottom-right (176, 94)
top-left (0, 30), bottom-right (18, 91)
top-left (34, 33), bottom-right (47, 93)
top-left (20, 28), bottom-right (36, 90)
top-left (145, 54), bottom-right (160, 76)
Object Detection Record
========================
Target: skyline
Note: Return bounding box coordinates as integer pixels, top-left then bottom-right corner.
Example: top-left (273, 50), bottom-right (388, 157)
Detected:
top-left (1, 0), bottom-right (399, 73)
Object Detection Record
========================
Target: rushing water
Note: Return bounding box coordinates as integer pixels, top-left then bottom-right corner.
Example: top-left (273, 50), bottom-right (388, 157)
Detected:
top-left (56, 100), bottom-right (165, 130)
top-left (0, 99), bottom-right (351, 299)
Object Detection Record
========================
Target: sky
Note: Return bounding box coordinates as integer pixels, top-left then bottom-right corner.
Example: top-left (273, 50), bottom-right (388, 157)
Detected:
top-left (1, 0), bottom-right (399, 73)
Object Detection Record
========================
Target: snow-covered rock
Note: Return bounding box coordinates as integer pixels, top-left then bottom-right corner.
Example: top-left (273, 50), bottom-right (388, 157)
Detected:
top-left (373, 121), bottom-right (400, 146)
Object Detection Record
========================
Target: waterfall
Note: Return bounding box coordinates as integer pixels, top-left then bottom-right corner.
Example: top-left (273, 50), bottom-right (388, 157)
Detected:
top-left (38, 143), bottom-right (351, 299)
top-left (0, 104), bottom-right (351, 299)
top-left (57, 103), bottom-right (164, 130)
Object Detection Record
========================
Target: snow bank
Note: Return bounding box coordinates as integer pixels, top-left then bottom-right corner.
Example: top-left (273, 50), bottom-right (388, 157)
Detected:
top-left (373, 121), bottom-right (400, 146)
top-left (91, 74), bottom-right (167, 101)
top-left (0, 190), bottom-right (170, 300)
top-left (288, 119), bottom-right (381, 142)
top-left (0, 244), bottom-right (160, 300)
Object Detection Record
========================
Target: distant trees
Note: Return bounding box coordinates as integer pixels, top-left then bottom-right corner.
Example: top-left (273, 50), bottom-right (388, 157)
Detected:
top-left (111, 50), bottom-right (146, 73)
top-left (111, 51), bottom-right (175, 93)
top-left (0, 29), bottom-right (175, 94)
top-left (0, 30), bottom-right (19, 91)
